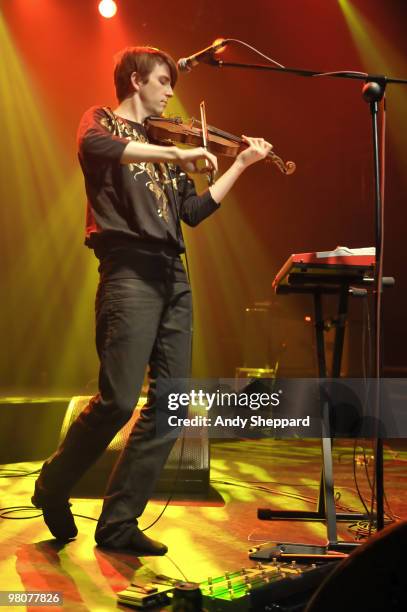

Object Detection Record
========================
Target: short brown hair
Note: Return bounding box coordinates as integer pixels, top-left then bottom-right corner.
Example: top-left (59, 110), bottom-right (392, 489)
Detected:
top-left (113, 46), bottom-right (178, 102)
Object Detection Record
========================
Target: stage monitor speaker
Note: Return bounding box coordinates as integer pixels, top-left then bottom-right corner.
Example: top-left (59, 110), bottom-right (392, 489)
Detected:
top-left (60, 396), bottom-right (210, 498)
top-left (305, 521), bottom-right (407, 611)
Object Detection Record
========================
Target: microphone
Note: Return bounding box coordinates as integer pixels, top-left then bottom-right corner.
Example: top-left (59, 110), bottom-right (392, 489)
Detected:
top-left (177, 38), bottom-right (229, 72)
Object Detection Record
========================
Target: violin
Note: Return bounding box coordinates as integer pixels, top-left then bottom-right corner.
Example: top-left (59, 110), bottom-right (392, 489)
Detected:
top-left (145, 115), bottom-right (296, 176)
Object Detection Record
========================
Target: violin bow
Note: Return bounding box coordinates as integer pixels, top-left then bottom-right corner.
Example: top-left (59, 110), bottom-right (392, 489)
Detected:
top-left (199, 101), bottom-right (215, 185)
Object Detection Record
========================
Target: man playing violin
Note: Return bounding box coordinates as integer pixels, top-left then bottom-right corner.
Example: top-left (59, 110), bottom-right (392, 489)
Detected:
top-left (32, 46), bottom-right (272, 554)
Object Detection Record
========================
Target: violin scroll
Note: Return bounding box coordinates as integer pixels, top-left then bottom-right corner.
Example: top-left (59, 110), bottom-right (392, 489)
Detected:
top-left (268, 153), bottom-right (296, 175)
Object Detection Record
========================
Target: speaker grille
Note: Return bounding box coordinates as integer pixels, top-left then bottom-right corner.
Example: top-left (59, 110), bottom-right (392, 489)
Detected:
top-left (61, 396), bottom-right (210, 497)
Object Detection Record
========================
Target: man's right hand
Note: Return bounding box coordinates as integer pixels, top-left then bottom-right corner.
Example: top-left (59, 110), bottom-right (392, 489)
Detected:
top-left (177, 147), bottom-right (218, 176)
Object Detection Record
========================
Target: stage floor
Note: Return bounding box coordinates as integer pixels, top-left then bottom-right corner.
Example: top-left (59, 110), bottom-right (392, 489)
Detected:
top-left (0, 439), bottom-right (406, 611)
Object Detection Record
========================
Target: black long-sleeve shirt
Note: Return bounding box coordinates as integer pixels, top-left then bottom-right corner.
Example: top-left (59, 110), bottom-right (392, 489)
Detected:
top-left (77, 106), bottom-right (220, 279)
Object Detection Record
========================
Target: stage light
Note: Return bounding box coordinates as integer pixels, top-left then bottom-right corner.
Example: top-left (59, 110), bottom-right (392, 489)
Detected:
top-left (98, 0), bottom-right (117, 19)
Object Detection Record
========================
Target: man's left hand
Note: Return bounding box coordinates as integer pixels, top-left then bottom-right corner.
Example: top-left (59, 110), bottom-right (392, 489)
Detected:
top-left (235, 135), bottom-right (273, 169)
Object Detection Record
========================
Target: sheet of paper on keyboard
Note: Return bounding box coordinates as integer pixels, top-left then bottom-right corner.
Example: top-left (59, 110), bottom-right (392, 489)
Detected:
top-left (316, 246), bottom-right (375, 259)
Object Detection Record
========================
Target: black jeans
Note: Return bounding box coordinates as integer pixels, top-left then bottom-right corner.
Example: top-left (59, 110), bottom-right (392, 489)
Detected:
top-left (36, 275), bottom-right (192, 547)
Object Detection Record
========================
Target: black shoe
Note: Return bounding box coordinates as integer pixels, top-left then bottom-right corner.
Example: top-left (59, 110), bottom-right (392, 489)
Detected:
top-left (97, 528), bottom-right (168, 556)
top-left (32, 487), bottom-right (78, 542)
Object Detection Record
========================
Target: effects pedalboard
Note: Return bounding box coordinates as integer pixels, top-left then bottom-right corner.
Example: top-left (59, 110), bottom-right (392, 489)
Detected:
top-left (116, 558), bottom-right (341, 611)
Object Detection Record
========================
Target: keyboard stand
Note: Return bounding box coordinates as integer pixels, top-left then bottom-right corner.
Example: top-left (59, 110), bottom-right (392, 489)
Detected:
top-left (254, 275), bottom-right (371, 555)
